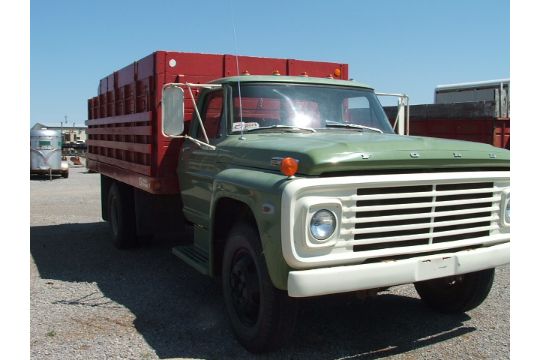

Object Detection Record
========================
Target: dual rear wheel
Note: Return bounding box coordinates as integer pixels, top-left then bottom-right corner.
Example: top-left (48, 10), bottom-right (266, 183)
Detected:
top-left (107, 182), bottom-right (137, 249)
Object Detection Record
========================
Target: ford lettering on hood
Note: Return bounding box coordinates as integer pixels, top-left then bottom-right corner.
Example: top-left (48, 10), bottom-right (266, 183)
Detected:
top-left (218, 132), bottom-right (509, 175)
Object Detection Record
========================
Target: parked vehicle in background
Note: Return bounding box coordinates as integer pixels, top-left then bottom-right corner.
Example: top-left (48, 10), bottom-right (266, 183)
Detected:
top-left (86, 51), bottom-right (510, 353)
top-left (30, 129), bottom-right (69, 179)
top-left (384, 79), bottom-right (510, 149)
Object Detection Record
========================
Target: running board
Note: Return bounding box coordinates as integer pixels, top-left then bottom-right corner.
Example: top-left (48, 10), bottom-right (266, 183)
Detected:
top-left (172, 245), bottom-right (209, 275)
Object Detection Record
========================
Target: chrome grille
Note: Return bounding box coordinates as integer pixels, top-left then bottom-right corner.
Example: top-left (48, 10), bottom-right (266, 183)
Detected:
top-left (346, 182), bottom-right (498, 251)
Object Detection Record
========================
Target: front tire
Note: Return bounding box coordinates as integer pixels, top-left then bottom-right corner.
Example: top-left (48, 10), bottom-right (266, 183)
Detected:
top-left (222, 223), bottom-right (298, 353)
top-left (107, 182), bottom-right (137, 249)
top-left (414, 268), bottom-right (495, 313)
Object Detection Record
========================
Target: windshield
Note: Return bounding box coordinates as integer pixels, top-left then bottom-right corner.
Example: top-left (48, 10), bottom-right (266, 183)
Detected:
top-left (230, 83), bottom-right (394, 134)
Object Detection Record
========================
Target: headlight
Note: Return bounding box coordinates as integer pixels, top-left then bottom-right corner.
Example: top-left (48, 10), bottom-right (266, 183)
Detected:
top-left (504, 196), bottom-right (510, 225)
top-left (310, 210), bottom-right (336, 241)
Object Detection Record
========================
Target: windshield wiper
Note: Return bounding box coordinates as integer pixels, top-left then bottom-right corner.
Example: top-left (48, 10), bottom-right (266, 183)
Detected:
top-left (245, 125), bottom-right (317, 133)
top-left (325, 121), bottom-right (383, 134)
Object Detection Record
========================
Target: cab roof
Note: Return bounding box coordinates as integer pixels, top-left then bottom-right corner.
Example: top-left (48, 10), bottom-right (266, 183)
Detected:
top-left (209, 75), bottom-right (373, 90)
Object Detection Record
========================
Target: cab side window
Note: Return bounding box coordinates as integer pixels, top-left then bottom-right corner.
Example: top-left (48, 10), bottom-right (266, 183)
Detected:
top-left (198, 90), bottom-right (223, 140)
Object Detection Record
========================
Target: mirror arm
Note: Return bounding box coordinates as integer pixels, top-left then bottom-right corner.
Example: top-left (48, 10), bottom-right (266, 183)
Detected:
top-left (184, 135), bottom-right (216, 150)
top-left (161, 133), bottom-right (216, 151)
top-left (160, 135), bottom-right (216, 150)
top-left (376, 92), bottom-right (409, 135)
top-left (186, 84), bottom-right (211, 144)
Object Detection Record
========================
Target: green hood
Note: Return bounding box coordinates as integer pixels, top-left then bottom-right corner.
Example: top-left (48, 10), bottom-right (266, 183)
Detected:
top-left (218, 132), bottom-right (510, 176)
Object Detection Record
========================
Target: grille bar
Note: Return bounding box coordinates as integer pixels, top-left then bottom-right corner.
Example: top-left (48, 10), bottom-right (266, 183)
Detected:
top-left (350, 195), bottom-right (500, 213)
top-left (342, 205), bottom-right (500, 225)
top-left (345, 215), bottom-right (497, 235)
top-left (347, 225), bottom-right (497, 246)
top-left (342, 186), bottom-right (499, 202)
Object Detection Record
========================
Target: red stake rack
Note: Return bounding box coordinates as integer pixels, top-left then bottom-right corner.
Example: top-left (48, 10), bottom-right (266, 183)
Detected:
top-left (86, 51), bottom-right (348, 194)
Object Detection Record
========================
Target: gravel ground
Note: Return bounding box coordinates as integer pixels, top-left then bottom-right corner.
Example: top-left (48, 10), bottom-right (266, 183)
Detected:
top-left (30, 164), bottom-right (510, 359)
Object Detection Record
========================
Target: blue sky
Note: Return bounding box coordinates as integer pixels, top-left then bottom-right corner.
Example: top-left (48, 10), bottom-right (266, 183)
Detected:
top-left (30, 0), bottom-right (509, 127)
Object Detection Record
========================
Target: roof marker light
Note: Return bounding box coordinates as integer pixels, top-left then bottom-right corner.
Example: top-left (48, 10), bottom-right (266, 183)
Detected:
top-left (334, 68), bottom-right (342, 77)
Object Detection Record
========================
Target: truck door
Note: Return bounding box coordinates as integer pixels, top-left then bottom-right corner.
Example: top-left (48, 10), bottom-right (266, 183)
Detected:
top-left (179, 89), bottom-right (225, 227)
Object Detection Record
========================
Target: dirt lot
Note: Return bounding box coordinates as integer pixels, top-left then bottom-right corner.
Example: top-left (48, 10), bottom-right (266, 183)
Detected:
top-left (30, 165), bottom-right (510, 359)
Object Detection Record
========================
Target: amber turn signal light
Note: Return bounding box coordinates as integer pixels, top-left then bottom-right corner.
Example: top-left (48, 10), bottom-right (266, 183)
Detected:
top-left (334, 68), bottom-right (341, 77)
top-left (280, 157), bottom-right (298, 177)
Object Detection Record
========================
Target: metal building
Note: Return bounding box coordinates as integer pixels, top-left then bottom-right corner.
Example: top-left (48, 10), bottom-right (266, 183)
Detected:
top-left (434, 79), bottom-right (509, 118)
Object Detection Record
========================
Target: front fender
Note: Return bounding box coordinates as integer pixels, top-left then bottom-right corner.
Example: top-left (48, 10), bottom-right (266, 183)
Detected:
top-left (212, 168), bottom-right (292, 290)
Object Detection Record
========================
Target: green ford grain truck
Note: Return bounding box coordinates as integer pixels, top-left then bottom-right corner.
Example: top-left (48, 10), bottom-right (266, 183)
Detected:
top-left (86, 51), bottom-right (510, 353)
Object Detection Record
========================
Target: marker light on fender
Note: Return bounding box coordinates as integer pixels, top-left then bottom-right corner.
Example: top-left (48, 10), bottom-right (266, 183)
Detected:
top-left (280, 157), bottom-right (298, 177)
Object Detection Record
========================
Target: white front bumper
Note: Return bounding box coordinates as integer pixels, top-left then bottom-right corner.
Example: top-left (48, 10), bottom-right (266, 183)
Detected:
top-left (287, 242), bottom-right (509, 297)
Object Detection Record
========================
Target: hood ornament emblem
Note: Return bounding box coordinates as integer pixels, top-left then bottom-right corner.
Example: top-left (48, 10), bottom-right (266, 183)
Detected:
top-left (271, 157), bottom-right (300, 167)
top-left (271, 157), bottom-right (283, 167)
top-left (410, 152), bottom-right (420, 158)
top-left (453, 152), bottom-right (463, 158)
top-left (359, 153), bottom-right (371, 159)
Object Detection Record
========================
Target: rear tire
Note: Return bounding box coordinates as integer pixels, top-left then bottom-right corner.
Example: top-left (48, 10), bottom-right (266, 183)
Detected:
top-left (107, 182), bottom-right (137, 249)
top-left (222, 223), bottom-right (297, 353)
top-left (61, 171), bottom-right (69, 178)
top-left (414, 268), bottom-right (495, 313)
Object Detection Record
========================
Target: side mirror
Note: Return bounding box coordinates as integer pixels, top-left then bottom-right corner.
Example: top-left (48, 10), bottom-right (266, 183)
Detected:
top-left (162, 86), bottom-right (185, 136)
